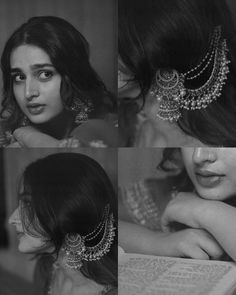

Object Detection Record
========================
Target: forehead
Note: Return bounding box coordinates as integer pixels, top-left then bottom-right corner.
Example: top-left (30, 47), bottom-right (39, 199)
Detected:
top-left (10, 44), bottom-right (52, 68)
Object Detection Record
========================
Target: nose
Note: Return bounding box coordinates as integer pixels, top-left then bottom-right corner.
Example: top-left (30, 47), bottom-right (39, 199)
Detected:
top-left (25, 78), bottom-right (39, 101)
top-left (192, 148), bottom-right (217, 165)
top-left (8, 207), bottom-right (21, 226)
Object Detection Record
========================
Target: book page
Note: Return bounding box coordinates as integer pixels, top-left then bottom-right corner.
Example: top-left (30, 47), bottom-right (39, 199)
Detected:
top-left (119, 253), bottom-right (236, 295)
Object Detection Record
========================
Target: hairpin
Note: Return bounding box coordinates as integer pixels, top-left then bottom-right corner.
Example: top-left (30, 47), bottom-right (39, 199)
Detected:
top-left (150, 26), bottom-right (230, 122)
top-left (62, 204), bottom-right (116, 270)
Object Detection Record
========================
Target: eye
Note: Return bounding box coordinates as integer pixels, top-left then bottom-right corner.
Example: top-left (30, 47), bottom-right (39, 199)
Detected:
top-left (13, 73), bottom-right (25, 82)
top-left (38, 70), bottom-right (53, 80)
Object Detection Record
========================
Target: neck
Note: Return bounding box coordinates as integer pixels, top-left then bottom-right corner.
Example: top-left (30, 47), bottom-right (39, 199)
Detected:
top-left (55, 253), bottom-right (106, 294)
top-left (140, 93), bottom-right (204, 147)
top-left (34, 111), bottom-right (75, 139)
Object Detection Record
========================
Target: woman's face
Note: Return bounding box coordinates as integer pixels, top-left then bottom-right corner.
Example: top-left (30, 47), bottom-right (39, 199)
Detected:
top-left (181, 148), bottom-right (236, 200)
top-left (8, 205), bottom-right (48, 253)
top-left (10, 44), bottom-right (64, 124)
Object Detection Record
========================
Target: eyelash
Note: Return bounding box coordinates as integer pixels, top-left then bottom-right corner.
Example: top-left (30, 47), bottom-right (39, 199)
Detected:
top-left (12, 70), bottom-right (54, 83)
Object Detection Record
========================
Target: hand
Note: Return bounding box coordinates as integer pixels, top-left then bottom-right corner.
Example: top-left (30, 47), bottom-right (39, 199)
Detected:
top-left (161, 192), bottom-right (210, 232)
top-left (162, 228), bottom-right (224, 260)
top-left (6, 141), bottom-right (21, 147)
top-left (13, 126), bottom-right (59, 147)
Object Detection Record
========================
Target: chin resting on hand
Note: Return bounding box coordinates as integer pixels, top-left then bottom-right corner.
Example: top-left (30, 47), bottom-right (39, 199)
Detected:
top-left (161, 191), bottom-right (213, 232)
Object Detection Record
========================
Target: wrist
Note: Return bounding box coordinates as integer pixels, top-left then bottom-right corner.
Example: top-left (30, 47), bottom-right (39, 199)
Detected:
top-left (196, 200), bottom-right (220, 229)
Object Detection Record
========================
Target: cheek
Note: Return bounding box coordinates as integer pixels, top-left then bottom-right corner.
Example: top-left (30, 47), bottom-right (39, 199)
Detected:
top-left (43, 79), bottom-right (62, 106)
top-left (18, 234), bottom-right (46, 253)
top-left (13, 85), bottom-right (24, 104)
top-left (223, 176), bottom-right (236, 197)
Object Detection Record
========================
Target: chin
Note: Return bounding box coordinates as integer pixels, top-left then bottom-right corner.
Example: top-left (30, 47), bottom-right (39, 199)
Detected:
top-left (196, 187), bottom-right (231, 201)
top-left (27, 115), bottom-right (53, 125)
top-left (18, 243), bottom-right (36, 254)
top-left (17, 236), bottom-right (47, 254)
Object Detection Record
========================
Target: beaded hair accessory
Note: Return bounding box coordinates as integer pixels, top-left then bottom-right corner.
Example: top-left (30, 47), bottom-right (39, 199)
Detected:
top-left (150, 26), bottom-right (231, 122)
top-left (62, 204), bottom-right (116, 270)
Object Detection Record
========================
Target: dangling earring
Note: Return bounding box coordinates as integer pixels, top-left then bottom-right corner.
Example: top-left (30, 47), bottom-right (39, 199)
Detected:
top-left (20, 115), bottom-right (30, 127)
top-left (70, 98), bottom-right (93, 125)
top-left (150, 26), bottom-right (230, 122)
top-left (150, 69), bottom-right (185, 122)
top-left (62, 205), bottom-right (115, 270)
top-left (63, 234), bottom-right (86, 270)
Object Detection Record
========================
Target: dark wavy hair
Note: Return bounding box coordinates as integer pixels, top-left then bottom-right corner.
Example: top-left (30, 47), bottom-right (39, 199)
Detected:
top-left (18, 153), bottom-right (117, 292)
top-left (0, 16), bottom-right (115, 132)
top-left (119, 0), bottom-right (236, 146)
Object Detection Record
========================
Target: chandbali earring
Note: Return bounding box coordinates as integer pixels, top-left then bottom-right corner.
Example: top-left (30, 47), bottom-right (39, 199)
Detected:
top-left (70, 98), bottom-right (93, 125)
top-left (150, 26), bottom-right (230, 122)
top-left (62, 204), bottom-right (116, 270)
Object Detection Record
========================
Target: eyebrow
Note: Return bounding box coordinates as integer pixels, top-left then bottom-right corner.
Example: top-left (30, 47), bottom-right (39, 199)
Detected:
top-left (11, 63), bottom-right (55, 73)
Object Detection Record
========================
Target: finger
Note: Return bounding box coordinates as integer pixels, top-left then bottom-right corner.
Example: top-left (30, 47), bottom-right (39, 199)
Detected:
top-left (197, 232), bottom-right (224, 260)
top-left (184, 245), bottom-right (210, 260)
top-left (7, 141), bottom-right (22, 147)
top-left (12, 129), bottom-right (25, 146)
top-left (161, 212), bottom-right (172, 233)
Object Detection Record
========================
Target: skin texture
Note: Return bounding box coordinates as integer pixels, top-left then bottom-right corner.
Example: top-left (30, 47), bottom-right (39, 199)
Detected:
top-left (118, 178), bottom-right (224, 260)
top-left (10, 119), bottom-right (118, 147)
top-left (119, 220), bottom-right (223, 260)
top-left (119, 148), bottom-right (236, 261)
top-left (50, 265), bottom-right (106, 295)
top-left (161, 148), bottom-right (236, 261)
top-left (181, 148), bottom-right (236, 200)
top-left (10, 44), bottom-right (63, 125)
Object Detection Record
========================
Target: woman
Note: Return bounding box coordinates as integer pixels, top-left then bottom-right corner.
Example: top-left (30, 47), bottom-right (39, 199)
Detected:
top-left (9, 153), bottom-right (117, 295)
top-left (119, 0), bottom-right (236, 147)
top-left (119, 148), bottom-right (236, 261)
top-left (0, 16), bottom-right (117, 147)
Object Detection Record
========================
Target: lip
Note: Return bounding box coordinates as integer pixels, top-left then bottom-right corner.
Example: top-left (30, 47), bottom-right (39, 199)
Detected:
top-left (195, 169), bottom-right (225, 188)
top-left (27, 103), bottom-right (45, 115)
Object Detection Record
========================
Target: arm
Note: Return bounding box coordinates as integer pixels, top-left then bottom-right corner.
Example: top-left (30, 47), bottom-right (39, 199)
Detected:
top-left (200, 201), bottom-right (236, 261)
top-left (161, 192), bottom-right (236, 260)
top-left (12, 119), bottom-right (118, 147)
top-left (119, 220), bottom-right (223, 259)
top-left (13, 127), bottom-right (60, 147)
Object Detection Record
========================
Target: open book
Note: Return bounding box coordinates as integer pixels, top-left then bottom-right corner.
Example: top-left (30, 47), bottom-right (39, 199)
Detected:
top-left (119, 251), bottom-right (236, 295)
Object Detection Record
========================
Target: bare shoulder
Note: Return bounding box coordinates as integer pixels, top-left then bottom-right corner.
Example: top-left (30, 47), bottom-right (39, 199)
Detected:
top-left (70, 119), bottom-right (118, 147)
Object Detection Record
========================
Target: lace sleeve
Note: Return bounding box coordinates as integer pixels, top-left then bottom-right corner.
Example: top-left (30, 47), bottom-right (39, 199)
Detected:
top-left (120, 180), bottom-right (161, 231)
